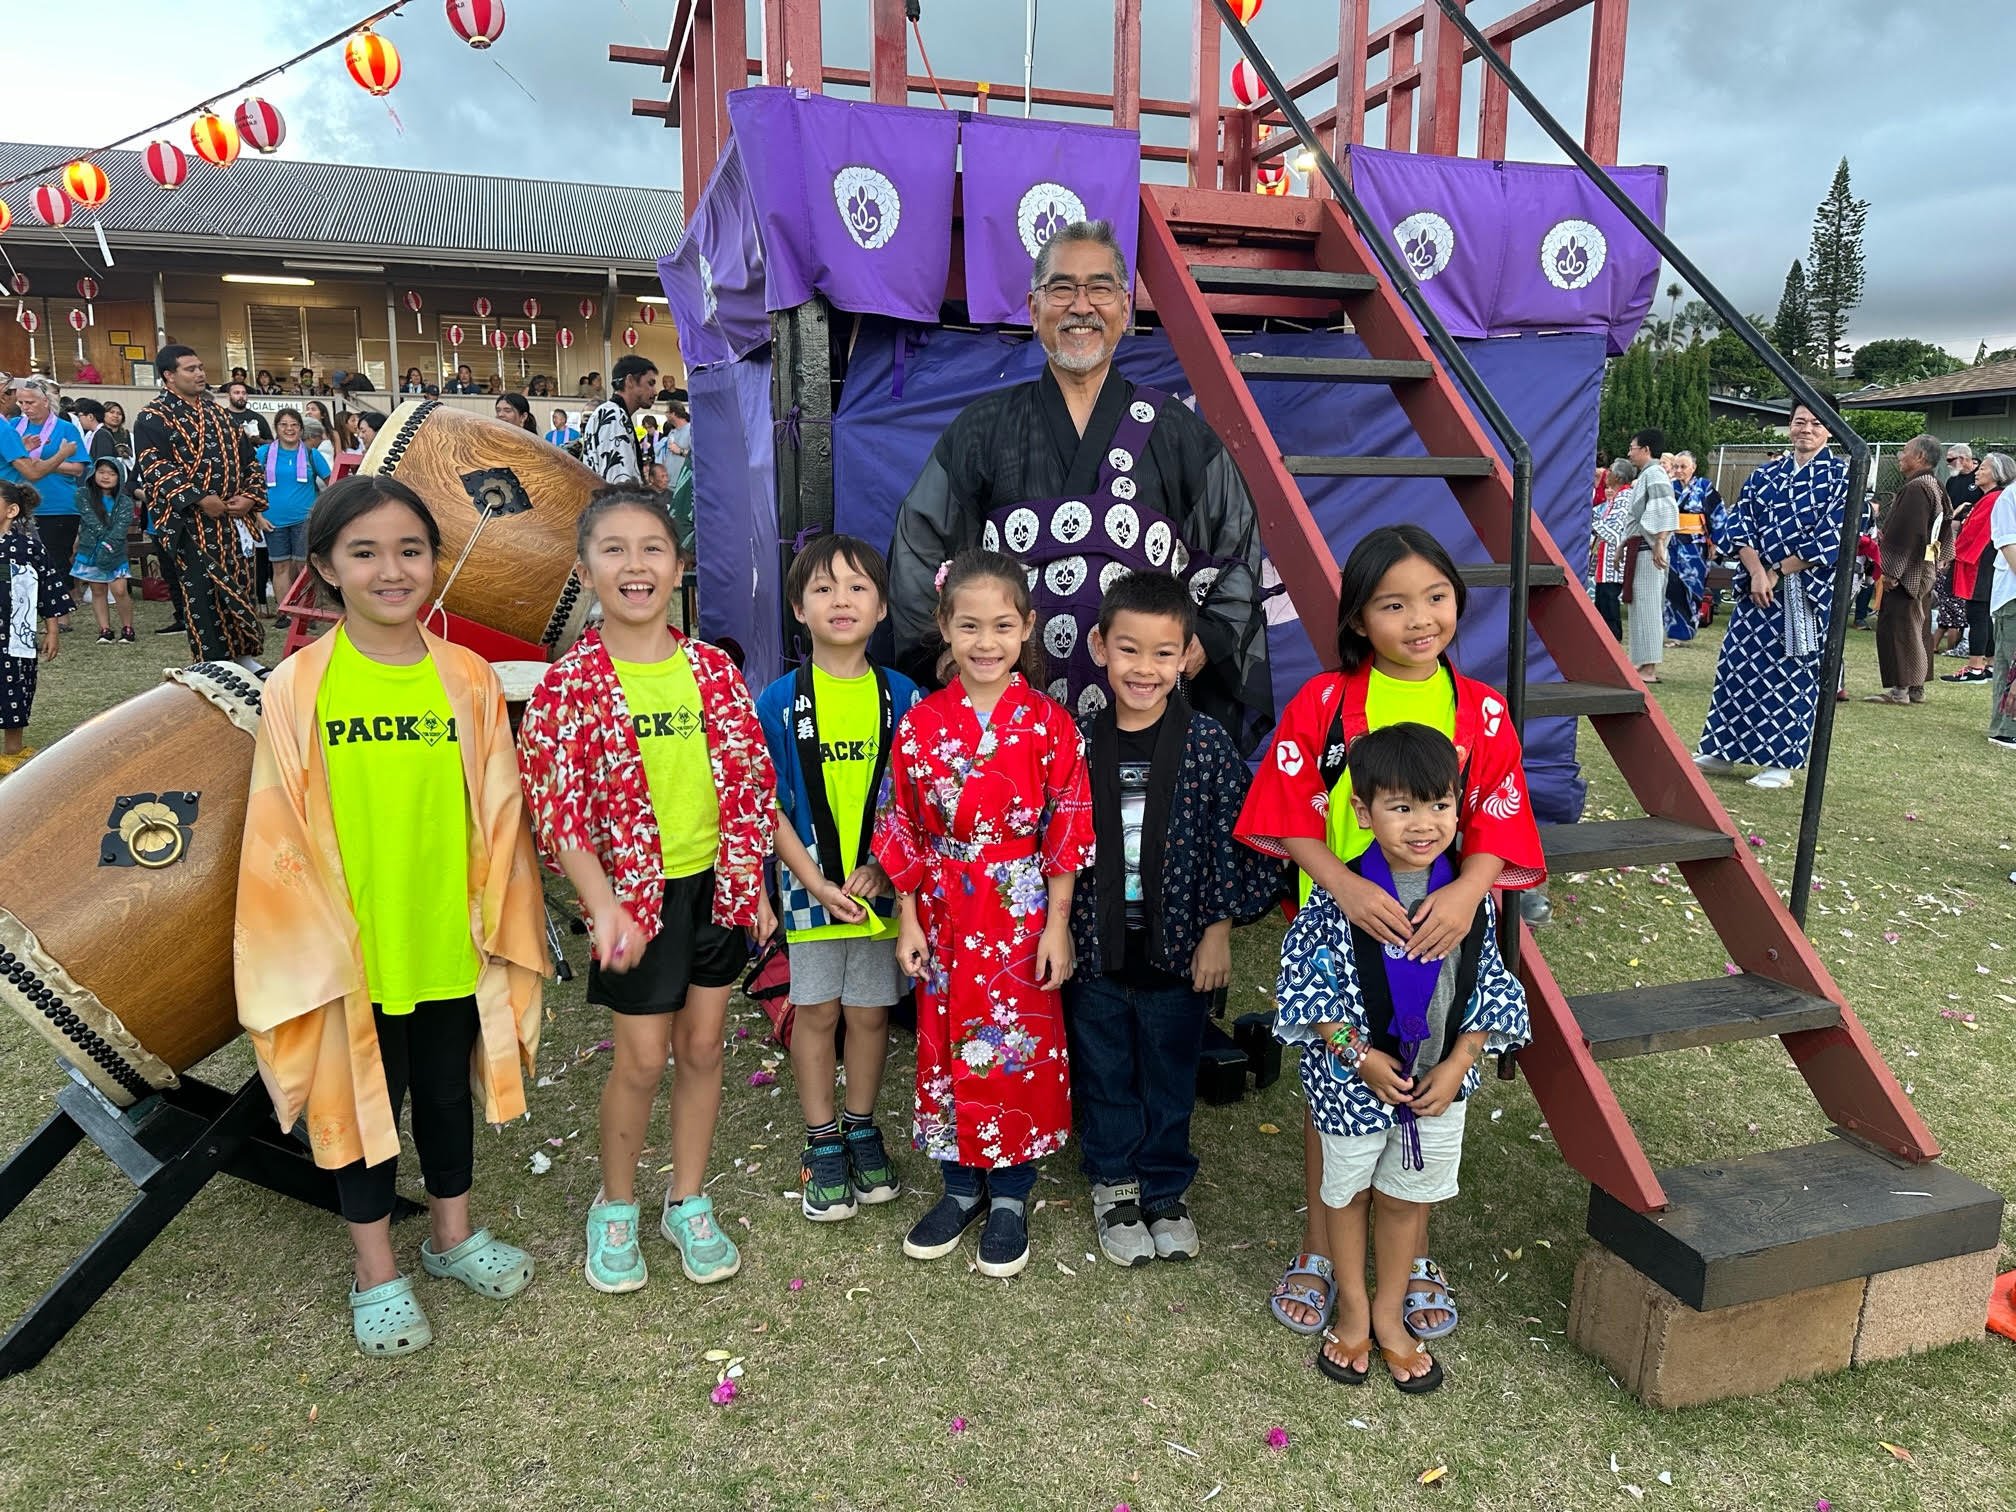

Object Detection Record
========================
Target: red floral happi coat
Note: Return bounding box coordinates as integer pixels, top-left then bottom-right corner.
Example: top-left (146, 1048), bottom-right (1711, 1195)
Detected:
top-left (519, 627), bottom-right (775, 935)
top-left (873, 675), bottom-right (1095, 1169)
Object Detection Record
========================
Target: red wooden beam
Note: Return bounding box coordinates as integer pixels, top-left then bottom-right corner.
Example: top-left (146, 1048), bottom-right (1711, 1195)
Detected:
top-left (1189, 0), bottom-right (1222, 190)
top-left (692, 1), bottom-right (718, 183)
top-left (815, 65), bottom-right (1190, 121)
top-left (765, 0), bottom-right (822, 88)
top-left (1331, 0), bottom-right (1369, 157)
top-left (713, 0), bottom-right (747, 152)
top-left (1479, 37), bottom-right (1511, 157)
top-left (869, 0), bottom-right (908, 105)
top-left (679, 50), bottom-right (699, 199)
top-left (1113, 0), bottom-right (1143, 131)
top-left (1416, 0), bottom-right (1466, 156)
top-left (1584, 0), bottom-right (1628, 163)
top-left (1384, 28), bottom-right (1416, 150)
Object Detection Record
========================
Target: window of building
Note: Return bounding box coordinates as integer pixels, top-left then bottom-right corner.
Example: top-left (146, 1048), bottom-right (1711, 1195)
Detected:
top-left (1951, 395), bottom-right (2012, 419)
top-left (250, 305), bottom-right (362, 387)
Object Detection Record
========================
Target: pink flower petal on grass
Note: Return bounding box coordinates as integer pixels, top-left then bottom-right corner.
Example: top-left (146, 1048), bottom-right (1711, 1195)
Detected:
top-left (747, 1070), bottom-right (777, 1087)
top-left (788, 1277), bottom-right (805, 1292)
top-left (1883, 931), bottom-right (1900, 944)
top-left (1724, 961), bottom-right (1740, 976)
top-left (710, 1380), bottom-right (737, 1406)
top-left (948, 1416), bottom-right (967, 1434)
top-left (1903, 812), bottom-right (1920, 823)
top-left (1266, 1427), bottom-right (1289, 1450)
top-left (1746, 833), bottom-right (1766, 849)
top-left (734, 1026), bottom-right (751, 1040)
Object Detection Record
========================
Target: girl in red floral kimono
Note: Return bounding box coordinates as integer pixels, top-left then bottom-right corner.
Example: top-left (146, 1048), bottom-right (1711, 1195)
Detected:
top-left (1235, 524), bottom-right (1545, 1364)
top-left (874, 549), bottom-right (1095, 1279)
top-left (519, 488), bottom-right (776, 1296)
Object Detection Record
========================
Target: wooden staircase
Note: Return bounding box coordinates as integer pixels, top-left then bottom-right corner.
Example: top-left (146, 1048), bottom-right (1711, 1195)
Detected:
top-left (1135, 181), bottom-right (2001, 1308)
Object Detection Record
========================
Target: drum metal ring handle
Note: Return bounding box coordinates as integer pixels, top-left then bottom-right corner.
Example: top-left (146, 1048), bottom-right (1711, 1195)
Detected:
top-left (119, 803), bottom-right (187, 869)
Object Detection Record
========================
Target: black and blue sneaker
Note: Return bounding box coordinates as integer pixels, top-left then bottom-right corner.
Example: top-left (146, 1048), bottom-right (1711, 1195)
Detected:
top-left (800, 1140), bottom-right (857, 1222)
top-left (844, 1122), bottom-right (900, 1205)
top-left (977, 1200), bottom-right (1030, 1279)
top-left (903, 1192), bottom-right (985, 1261)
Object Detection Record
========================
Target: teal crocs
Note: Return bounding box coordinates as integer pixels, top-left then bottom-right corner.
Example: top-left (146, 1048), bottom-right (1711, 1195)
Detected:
top-left (350, 1275), bottom-right (433, 1356)
top-left (661, 1193), bottom-right (741, 1284)
top-left (419, 1227), bottom-right (535, 1299)
top-left (584, 1199), bottom-right (648, 1294)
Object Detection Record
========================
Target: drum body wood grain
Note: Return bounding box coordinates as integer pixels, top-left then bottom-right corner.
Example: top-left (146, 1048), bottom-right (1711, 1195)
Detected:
top-left (359, 399), bottom-right (601, 650)
top-left (0, 665), bottom-right (261, 1106)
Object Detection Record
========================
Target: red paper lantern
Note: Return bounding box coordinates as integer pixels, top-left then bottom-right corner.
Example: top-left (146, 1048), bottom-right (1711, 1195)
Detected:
top-left (1229, 0), bottom-right (1263, 21)
top-left (77, 277), bottom-right (99, 301)
top-left (31, 184), bottom-right (72, 227)
top-left (447, 324), bottom-right (465, 348)
top-left (638, 304), bottom-right (658, 325)
top-left (622, 326), bottom-right (639, 349)
top-left (577, 298), bottom-right (595, 321)
top-left (521, 297), bottom-right (540, 320)
top-left (445, 0), bottom-right (507, 49)
top-left (9, 273), bottom-right (29, 296)
top-left (143, 140), bottom-right (189, 188)
top-left (1230, 60), bottom-right (1267, 106)
top-left (67, 308), bottom-right (87, 333)
top-left (191, 114), bottom-right (241, 167)
top-left (345, 30), bottom-right (403, 96)
top-left (0, 200), bottom-right (11, 238)
top-left (514, 328), bottom-right (532, 351)
top-left (1255, 164), bottom-right (1289, 196)
top-left (18, 309), bottom-right (38, 333)
top-left (556, 327), bottom-right (575, 350)
top-left (404, 289), bottom-right (423, 313)
top-left (473, 296), bottom-right (493, 319)
top-left (490, 329), bottom-right (508, 350)
top-left (62, 161), bottom-right (109, 209)
top-left (235, 97), bottom-right (287, 154)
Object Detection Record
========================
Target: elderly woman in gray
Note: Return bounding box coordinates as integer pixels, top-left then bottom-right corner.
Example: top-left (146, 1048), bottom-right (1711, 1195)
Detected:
top-left (1621, 428), bottom-right (1679, 680)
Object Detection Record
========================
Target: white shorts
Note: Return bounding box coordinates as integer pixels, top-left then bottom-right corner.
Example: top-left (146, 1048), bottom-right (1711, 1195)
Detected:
top-left (1317, 1099), bottom-right (1468, 1207)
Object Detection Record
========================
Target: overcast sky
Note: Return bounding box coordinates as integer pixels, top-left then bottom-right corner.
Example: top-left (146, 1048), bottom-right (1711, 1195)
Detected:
top-left (5, 0), bottom-right (2010, 352)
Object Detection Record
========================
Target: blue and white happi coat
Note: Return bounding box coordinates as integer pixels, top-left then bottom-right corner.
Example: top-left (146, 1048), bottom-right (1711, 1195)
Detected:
top-left (1274, 886), bottom-right (1529, 1138)
top-left (1663, 476), bottom-right (1720, 642)
top-left (1698, 448), bottom-right (1849, 769)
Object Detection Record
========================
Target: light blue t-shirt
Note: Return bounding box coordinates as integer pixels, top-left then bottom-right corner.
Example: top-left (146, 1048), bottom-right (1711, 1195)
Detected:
top-left (256, 441), bottom-right (331, 527)
top-left (544, 427), bottom-right (580, 447)
top-left (5, 417), bottom-right (85, 516)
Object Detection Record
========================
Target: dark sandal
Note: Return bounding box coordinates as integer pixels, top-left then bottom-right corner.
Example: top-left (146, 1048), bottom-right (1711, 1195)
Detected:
top-left (1381, 1341), bottom-right (1445, 1395)
top-left (1316, 1329), bottom-right (1370, 1385)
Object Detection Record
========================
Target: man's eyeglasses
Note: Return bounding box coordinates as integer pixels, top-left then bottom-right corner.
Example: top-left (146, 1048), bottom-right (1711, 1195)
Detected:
top-left (1037, 278), bottom-right (1125, 308)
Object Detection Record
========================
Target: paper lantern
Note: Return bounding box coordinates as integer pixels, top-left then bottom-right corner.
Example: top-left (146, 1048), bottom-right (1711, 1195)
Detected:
top-left (1229, 0), bottom-right (1263, 21)
top-left (76, 277), bottom-right (99, 301)
top-left (445, 0), bottom-right (507, 49)
top-left (555, 327), bottom-right (575, 350)
top-left (0, 200), bottom-right (11, 237)
top-left (638, 304), bottom-right (657, 325)
top-left (143, 140), bottom-right (189, 188)
top-left (447, 323), bottom-right (465, 348)
top-left (235, 97), bottom-right (286, 154)
top-left (403, 288), bottom-right (424, 334)
top-left (62, 161), bottom-right (108, 209)
top-left (1255, 164), bottom-right (1288, 196)
top-left (514, 328), bottom-right (532, 351)
top-left (67, 308), bottom-right (87, 332)
top-left (31, 184), bottom-right (72, 227)
top-left (9, 273), bottom-right (28, 296)
top-left (191, 114), bottom-right (241, 167)
top-left (346, 30), bottom-right (403, 96)
top-left (1230, 59), bottom-right (1267, 106)
top-left (577, 297), bottom-right (595, 321)
top-left (622, 326), bottom-right (639, 349)
top-left (473, 296), bottom-right (493, 319)
top-left (490, 328), bottom-right (508, 350)
top-left (18, 309), bottom-right (38, 333)
top-left (521, 297), bottom-right (540, 320)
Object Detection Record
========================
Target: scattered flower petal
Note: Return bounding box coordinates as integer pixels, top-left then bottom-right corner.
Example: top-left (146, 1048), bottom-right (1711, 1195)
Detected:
top-left (1879, 1442), bottom-right (1912, 1462)
top-left (709, 1380), bottom-right (738, 1405)
top-left (948, 1416), bottom-right (967, 1434)
top-left (1658, 1472), bottom-right (1673, 1486)
top-left (1257, 1123), bottom-right (1281, 1135)
top-left (1265, 1427), bottom-right (1289, 1450)
top-left (527, 1151), bottom-right (552, 1174)
top-left (734, 1026), bottom-right (751, 1040)
top-left (1418, 1465), bottom-right (1447, 1486)
top-left (747, 1070), bottom-right (778, 1087)
top-left (788, 1278), bottom-right (805, 1292)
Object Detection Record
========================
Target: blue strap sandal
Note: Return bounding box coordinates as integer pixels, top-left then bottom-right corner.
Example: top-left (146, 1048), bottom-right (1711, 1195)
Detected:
top-left (420, 1227), bottom-right (535, 1300)
top-left (350, 1275), bottom-right (433, 1356)
top-left (1403, 1257), bottom-right (1460, 1340)
top-left (1269, 1252), bottom-right (1336, 1335)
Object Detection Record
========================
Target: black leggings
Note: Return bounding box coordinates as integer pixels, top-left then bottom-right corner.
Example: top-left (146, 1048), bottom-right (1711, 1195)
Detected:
top-left (333, 996), bottom-right (480, 1225)
top-left (1594, 582), bottom-right (1624, 641)
top-left (1969, 597), bottom-right (1995, 660)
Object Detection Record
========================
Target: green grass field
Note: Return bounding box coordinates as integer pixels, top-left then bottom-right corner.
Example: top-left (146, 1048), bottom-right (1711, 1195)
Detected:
top-left (0, 600), bottom-right (2009, 1511)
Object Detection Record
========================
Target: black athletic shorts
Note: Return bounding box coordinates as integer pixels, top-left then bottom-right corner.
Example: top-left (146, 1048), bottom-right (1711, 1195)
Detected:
top-left (587, 869), bottom-right (748, 1015)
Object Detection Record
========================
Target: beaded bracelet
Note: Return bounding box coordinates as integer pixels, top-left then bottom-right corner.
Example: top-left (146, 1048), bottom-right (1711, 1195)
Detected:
top-left (1326, 1026), bottom-right (1363, 1069)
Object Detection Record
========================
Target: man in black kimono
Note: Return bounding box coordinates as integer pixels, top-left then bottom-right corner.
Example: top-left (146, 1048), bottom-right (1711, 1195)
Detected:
top-left (889, 220), bottom-right (1272, 753)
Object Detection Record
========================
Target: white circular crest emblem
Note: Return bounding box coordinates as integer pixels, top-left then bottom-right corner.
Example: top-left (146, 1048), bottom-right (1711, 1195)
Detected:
top-left (1106, 447), bottom-right (1135, 475)
top-left (981, 520), bottom-right (1000, 552)
top-left (1004, 507), bottom-right (1040, 555)
top-left (1044, 555), bottom-right (1089, 597)
top-left (1171, 539), bottom-right (1190, 574)
top-left (1077, 684), bottom-right (1109, 715)
top-left (697, 252), bottom-right (718, 326)
top-left (1099, 562), bottom-right (1131, 596)
top-left (1104, 503), bottom-right (1140, 551)
top-left (1393, 211), bottom-right (1456, 282)
top-left (1016, 182), bottom-right (1088, 259)
top-left (1109, 475), bottom-right (1137, 502)
top-left (1128, 400), bottom-right (1156, 424)
top-left (832, 165), bottom-right (902, 251)
top-left (1026, 567), bottom-right (1039, 591)
top-left (1144, 521), bottom-right (1172, 567)
top-left (1541, 218), bottom-right (1607, 291)
top-left (1188, 566), bottom-right (1221, 604)
top-left (1054, 500), bottom-right (1092, 545)
top-left (1048, 677), bottom-right (1070, 702)
top-left (1044, 614), bottom-right (1079, 660)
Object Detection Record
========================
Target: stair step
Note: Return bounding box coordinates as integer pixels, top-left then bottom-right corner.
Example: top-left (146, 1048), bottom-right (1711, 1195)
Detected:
top-left (1284, 455), bottom-right (1497, 478)
top-left (1569, 974), bottom-right (1841, 1062)
top-left (1522, 681), bottom-right (1646, 720)
top-left (1454, 562), bottom-right (1567, 589)
top-left (1539, 818), bottom-right (1734, 871)
top-left (1186, 264), bottom-right (1379, 297)
top-left (1586, 1136), bottom-right (2005, 1309)
top-left (1232, 355), bottom-right (1434, 383)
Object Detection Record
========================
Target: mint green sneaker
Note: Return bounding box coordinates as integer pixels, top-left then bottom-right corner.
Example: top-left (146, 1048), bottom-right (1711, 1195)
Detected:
top-left (661, 1192), bottom-right (741, 1284)
top-left (584, 1199), bottom-right (648, 1294)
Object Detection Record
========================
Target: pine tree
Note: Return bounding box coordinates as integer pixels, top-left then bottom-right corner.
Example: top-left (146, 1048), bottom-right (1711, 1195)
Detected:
top-left (1772, 260), bottom-right (1814, 372)
top-left (1806, 157), bottom-right (1869, 374)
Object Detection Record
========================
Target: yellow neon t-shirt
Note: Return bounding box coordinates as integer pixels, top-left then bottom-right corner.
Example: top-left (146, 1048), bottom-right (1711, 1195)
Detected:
top-left (316, 628), bottom-right (480, 1012)
top-left (791, 665), bottom-right (897, 945)
top-left (1300, 666), bottom-right (1458, 904)
top-left (612, 652), bottom-right (720, 879)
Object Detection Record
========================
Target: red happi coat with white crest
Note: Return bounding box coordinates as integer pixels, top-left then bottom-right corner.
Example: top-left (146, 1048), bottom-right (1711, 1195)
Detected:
top-left (873, 674), bottom-right (1096, 1169)
top-left (1234, 662), bottom-right (1546, 890)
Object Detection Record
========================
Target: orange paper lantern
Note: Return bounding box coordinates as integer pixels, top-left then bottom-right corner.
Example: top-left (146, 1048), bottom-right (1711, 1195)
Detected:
top-left (1229, 0), bottom-right (1263, 21)
top-left (345, 29), bottom-right (403, 96)
top-left (191, 114), bottom-right (241, 167)
top-left (62, 161), bottom-right (109, 209)
top-left (0, 200), bottom-right (11, 237)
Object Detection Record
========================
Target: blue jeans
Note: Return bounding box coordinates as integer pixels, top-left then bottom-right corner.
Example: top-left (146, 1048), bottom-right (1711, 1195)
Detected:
top-left (942, 1160), bottom-right (1037, 1202)
top-left (1064, 971), bottom-right (1208, 1208)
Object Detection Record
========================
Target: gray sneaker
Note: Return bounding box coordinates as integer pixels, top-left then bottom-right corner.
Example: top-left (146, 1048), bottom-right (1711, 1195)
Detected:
top-left (1091, 1180), bottom-right (1155, 1268)
top-left (1147, 1200), bottom-right (1200, 1262)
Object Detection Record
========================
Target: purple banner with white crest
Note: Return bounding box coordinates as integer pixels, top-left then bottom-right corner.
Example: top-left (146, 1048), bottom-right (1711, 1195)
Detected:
top-left (1345, 145), bottom-right (1666, 355)
top-left (659, 137), bottom-right (772, 368)
top-left (959, 115), bottom-right (1142, 325)
top-left (726, 87), bottom-right (958, 325)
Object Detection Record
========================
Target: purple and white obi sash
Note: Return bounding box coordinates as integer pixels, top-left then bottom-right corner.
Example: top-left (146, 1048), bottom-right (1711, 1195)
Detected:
top-left (980, 387), bottom-right (1218, 716)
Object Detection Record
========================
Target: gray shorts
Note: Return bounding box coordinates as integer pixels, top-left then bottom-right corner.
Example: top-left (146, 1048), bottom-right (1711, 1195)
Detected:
top-left (787, 934), bottom-right (902, 1009)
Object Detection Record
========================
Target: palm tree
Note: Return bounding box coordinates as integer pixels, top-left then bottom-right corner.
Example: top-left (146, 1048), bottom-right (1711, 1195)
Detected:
top-left (1651, 282), bottom-right (1684, 371)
